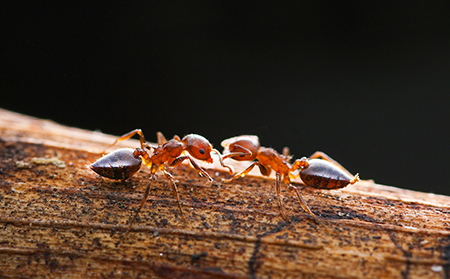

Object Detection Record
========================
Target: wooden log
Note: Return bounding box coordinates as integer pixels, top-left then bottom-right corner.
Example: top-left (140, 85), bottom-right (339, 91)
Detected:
top-left (0, 108), bottom-right (449, 278)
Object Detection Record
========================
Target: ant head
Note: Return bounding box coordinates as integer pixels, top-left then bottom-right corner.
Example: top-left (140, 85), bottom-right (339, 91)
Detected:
top-left (181, 134), bottom-right (213, 163)
top-left (221, 135), bottom-right (259, 161)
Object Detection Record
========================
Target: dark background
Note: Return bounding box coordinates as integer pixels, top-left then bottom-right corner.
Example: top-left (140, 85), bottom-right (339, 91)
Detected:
top-left (3, 2), bottom-right (450, 194)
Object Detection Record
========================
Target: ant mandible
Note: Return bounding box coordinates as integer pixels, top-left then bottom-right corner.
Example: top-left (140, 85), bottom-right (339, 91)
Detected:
top-left (90, 129), bottom-right (238, 236)
top-left (221, 135), bottom-right (360, 229)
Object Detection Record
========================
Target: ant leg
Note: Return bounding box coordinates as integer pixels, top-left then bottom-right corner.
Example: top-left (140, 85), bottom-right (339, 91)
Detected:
top-left (275, 173), bottom-right (290, 221)
top-left (162, 169), bottom-right (186, 222)
top-left (309, 151), bottom-right (354, 177)
top-left (289, 184), bottom-right (332, 233)
top-left (211, 148), bottom-right (250, 175)
top-left (222, 161), bottom-right (259, 183)
top-left (122, 176), bottom-right (154, 239)
top-left (188, 157), bottom-right (213, 181)
top-left (156, 132), bottom-right (167, 145)
top-left (211, 148), bottom-right (233, 175)
top-left (170, 156), bottom-right (213, 181)
top-left (283, 147), bottom-right (290, 157)
top-left (282, 147), bottom-right (293, 163)
top-left (221, 144), bottom-right (253, 161)
top-left (104, 129), bottom-right (147, 152)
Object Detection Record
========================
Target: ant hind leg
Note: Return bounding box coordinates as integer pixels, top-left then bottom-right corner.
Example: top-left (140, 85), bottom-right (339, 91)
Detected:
top-left (104, 129), bottom-right (147, 152)
top-left (122, 176), bottom-right (154, 239)
top-left (289, 184), bottom-right (333, 233)
top-left (222, 161), bottom-right (259, 183)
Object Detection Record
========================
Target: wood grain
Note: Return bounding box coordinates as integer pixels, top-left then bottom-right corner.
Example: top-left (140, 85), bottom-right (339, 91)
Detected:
top-left (0, 108), bottom-right (449, 278)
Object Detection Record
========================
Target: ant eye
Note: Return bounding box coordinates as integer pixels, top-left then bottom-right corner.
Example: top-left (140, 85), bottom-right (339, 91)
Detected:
top-left (199, 148), bottom-right (205, 155)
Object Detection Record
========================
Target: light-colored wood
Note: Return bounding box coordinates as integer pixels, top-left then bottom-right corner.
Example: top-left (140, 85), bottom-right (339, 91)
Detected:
top-left (0, 108), bottom-right (449, 278)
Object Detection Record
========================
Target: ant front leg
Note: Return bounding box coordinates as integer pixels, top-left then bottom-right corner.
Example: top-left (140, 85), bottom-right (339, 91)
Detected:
top-left (211, 148), bottom-right (233, 175)
top-left (212, 147), bottom-right (252, 175)
top-left (169, 156), bottom-right (213, 181)
top-left (104, 129), bottom-right (148, 152)
top-left (221, 144), bottom-right (253, 161)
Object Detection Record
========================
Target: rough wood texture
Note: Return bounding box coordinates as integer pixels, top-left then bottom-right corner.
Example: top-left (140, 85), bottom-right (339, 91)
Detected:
top-left (1, 108), bottom-right (449, 278)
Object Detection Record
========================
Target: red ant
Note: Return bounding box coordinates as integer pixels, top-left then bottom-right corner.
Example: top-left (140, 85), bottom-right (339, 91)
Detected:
top-left (90, 129), bottom-right (240, 236)
top-left (221, 135), bottom-right (360, 229)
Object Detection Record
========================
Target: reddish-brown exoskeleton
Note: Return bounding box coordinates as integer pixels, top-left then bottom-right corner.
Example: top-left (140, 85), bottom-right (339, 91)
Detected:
top-left (221, 135), bottom-right (360, 229)
top-left (90, 129), bottom-right (236, 235)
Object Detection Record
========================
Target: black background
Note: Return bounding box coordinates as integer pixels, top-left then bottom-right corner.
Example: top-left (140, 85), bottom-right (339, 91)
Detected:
top-left (3, 2), bottom-right (450, 194)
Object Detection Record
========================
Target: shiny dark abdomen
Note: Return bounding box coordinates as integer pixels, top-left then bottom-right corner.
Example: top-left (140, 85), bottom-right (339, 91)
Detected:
top-left (300, 159), bottom-right (352, 189)
top-left (90, 148), bottom-right (142, 180)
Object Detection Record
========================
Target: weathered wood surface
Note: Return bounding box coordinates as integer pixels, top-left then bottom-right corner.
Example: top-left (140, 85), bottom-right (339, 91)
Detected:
top-left (0, 108), bottom-right (450, 279)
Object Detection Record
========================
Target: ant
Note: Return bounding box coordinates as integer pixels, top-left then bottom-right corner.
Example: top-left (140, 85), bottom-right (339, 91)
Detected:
top-left (221, 135), bottom-right (360, 229)
top-left (90, 129), bottom-right (242, 236)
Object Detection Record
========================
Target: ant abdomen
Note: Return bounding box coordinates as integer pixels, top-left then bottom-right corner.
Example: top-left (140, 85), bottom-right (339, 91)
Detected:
top-left (90, 148), bottom-right (142, 181)
top-left (300, 159), bottom-right (358, 189)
